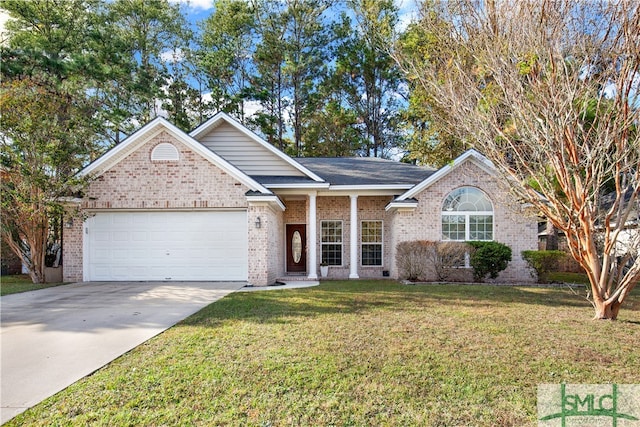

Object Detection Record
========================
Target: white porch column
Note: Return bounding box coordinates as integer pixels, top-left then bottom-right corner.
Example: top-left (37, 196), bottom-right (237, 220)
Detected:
top-left (307, 191), bottom-right (318, 279)
top-left (349, 194), bottom-right (359, 279)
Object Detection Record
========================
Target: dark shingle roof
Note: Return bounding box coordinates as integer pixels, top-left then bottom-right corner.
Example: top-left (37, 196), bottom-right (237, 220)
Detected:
top-left (294, 157), bottom-right (436, 186)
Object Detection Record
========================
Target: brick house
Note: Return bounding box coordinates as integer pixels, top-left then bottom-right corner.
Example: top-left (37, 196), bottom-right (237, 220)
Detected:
top-left (63, 112), bottom-right (537, 285)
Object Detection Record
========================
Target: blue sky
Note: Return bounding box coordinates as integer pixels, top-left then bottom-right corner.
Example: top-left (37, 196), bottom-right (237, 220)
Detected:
top-left (171, 0), bottom-right (419, 31)
top-left (0, 1), bottom-right (418, 47)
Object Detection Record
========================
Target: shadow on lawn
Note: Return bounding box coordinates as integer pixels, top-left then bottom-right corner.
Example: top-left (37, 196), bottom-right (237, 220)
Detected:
top-left (181, 287), bottom-right (396, 327)
top-left (181, 281), bottom-right (639, 328)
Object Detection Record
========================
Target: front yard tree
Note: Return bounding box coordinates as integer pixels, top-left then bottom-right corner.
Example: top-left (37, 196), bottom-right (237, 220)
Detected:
top-left (1, 0), bottom-right (100, 283)
top-left (395, 0), bottom-right (639, 319)
top-left (1, 79), bottom-right (96, 283)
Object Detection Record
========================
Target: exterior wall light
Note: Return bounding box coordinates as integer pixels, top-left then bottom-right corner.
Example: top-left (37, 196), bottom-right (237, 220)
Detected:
top-left (255, 217), bottom-right (261, 229)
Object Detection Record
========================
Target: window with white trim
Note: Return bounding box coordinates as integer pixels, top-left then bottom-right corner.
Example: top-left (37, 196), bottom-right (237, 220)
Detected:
top-left (442, 187), bottom-right (494, 241)
top-left (442, 187), bottom-right (494, 268)
top-left (321, 220), bottom-right (342, 266)
top-left (361, 220), bottom-right (383, 266)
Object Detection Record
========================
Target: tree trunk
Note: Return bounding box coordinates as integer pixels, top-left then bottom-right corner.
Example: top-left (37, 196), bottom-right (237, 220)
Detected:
top-left (4, 236), bottom-right (45, 284)
top-left (28, 266), bottom-right (45, 284)
top-left (593, 299), bottom-right (620, 321)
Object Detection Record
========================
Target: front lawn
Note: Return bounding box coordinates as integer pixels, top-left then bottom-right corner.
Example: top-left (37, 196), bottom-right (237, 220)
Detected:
top-left (8, 281), bottom-right (640, 426)
top-left (0, 275), bottom-right (68, 296)
top-left (547, 271), bottom-right (590, 285)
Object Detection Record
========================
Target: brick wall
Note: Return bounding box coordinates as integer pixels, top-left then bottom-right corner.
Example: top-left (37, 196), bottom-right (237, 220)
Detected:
top-left (62, 213), bottom-right (84, 281)
top-left (83, 131), bottom-right (249, 210)
top-left (389, 160), bottom-right (538, 282)
top-left (248, 205), bottom-right (284, 286)
top-left (283, 199), bottom-right (306, 224)
top-left (63, 131), bottom-right (251, 282)
top-left (312, 195), bottom-right (393, 279)
top-left (279, 195), bottom-right (393, 279)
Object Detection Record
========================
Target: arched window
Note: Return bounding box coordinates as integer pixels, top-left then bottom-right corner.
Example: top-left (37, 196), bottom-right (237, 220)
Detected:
top-left (442, 187), bottom-right (493, 241)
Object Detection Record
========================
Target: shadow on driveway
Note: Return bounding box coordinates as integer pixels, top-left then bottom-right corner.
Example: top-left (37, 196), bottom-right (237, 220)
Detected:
top-left (0, 281), bottom-right (244, 424)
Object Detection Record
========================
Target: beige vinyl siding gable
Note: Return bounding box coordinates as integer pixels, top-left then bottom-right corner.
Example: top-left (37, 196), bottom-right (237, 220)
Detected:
top-left (197, 122), bottom-right (304, 176)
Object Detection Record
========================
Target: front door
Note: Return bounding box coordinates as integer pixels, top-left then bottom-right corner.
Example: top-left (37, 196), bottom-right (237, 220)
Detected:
top-left (286, 224), bottom-right (306, 273)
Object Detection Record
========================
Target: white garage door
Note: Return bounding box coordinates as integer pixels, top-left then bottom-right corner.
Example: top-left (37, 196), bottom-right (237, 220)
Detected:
top-left (85, 211), bottom-right (247, 281)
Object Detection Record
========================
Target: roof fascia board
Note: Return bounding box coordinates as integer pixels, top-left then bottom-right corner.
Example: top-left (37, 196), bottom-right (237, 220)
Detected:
top-left (263, 183), bottom-right (331, 189)
top-left (264, 184), bottom-right (412, 191)
top-left (80, 117), bottom-right (165, 177)
top-left (318, 188), bottom-right (401, 197)
top-left (81, 117), bottom-right (270, 194)
top-left (385, 201), bottom-right (418, 212)
top-left (398, 149), bottom-right (496, 200)
top-left (190, 112), bottom-right (325, 182)
top-left (161, 120), bottom-right (270, 193)
top-left (58, 197), bottom-right (83, 206)
top-left (246, 194), bottom-right (286, 211)
top-left (272, 187), bottom-right (403, 197)
top-left (328, 184), bottom-right (414, 191)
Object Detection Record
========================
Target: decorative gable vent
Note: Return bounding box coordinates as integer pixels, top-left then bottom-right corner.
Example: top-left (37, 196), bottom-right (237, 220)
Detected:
top-left (151, 142), bottom-right (179, 161)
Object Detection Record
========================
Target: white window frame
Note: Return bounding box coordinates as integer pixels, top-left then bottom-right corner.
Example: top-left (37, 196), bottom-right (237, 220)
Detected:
top-left (441, 212), bottom-right (494, 242)
top-left (441, 187), bottom-right (494, 267)
top-left (360, 220), bottom-right (383, 267)
top-left (321, 220), bottom-right (343, 266)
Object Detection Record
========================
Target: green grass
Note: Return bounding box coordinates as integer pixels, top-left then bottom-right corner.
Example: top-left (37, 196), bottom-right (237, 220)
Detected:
top-left (0, 274), bottom-right (68, 296)
top-left (547, 271), bottom-right (590, 285)
top-left (8, 281), bottom-right (640, 426)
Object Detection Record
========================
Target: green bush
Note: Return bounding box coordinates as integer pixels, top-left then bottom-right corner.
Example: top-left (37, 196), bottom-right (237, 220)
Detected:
top-left (521, 250), bottom-right (565, 283)
top-left (468, 241), bottom-right (512, 281)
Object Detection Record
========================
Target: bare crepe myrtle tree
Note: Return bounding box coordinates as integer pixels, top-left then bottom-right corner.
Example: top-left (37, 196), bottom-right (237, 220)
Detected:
top-left (395, 0), bottom-right (639, 319)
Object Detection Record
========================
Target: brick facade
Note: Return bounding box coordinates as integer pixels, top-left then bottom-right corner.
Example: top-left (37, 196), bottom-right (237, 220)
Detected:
top-left (248, 204), bottom-right (284, 285)
top-left (62, 215), bottom-right (84, 281)
top-left (280, 196), bottom-right (394, 279)
top-left (83, 131), bottom-right (249, 210)
top-left (64, 121), bottom-right (537, 286)
top-left (63, 131), bottom-right (251, 283)
top-left (388, 160), bottom-right (537, 282)
top-left (310, 196), bottom-right (393, 279)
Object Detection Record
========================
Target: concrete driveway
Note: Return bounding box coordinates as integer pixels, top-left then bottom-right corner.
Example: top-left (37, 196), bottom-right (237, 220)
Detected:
top-left (0, 281), bottom-right (244, 424)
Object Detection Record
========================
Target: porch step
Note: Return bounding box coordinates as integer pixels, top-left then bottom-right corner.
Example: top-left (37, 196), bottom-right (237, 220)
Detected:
top-left (276, 276), bottom-right (316, 283)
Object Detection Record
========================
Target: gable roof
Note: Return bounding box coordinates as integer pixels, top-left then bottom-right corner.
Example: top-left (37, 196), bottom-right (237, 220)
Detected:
top-left (396, 149), bottom-right (497, 201)
top-left (295, 157), bottom-right (436, 187)
top-left (80, 117), bottom-right (272, 194)
top-left (190, 112), bottom-right (324, 182)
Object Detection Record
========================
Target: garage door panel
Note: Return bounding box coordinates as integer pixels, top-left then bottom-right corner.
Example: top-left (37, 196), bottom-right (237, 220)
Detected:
top-left (87, 211), bottom-right (248, 281)
top-left (131, 231), bottom-right (148, 242)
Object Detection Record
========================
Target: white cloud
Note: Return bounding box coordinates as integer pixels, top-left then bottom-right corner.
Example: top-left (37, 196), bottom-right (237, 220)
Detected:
top-left (0, 10), bottom-right (13, 43)
top-left (168, 0), bottom-right (214, 11)
top-left (160, 48), bottom-right (185, 63)
top-left (200, 93), bottom-right (262, 119)
top-left (395, 0), bottom-right (418, 32)
top-left (243, 100), bottom-right (262, 118)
